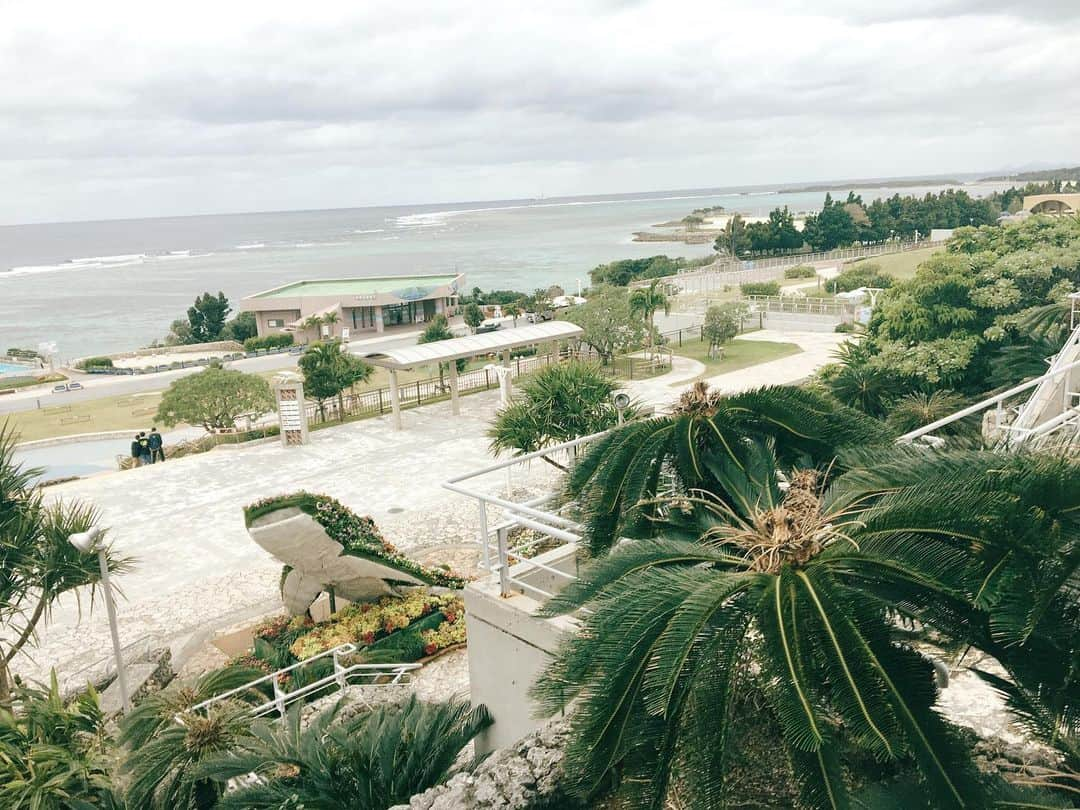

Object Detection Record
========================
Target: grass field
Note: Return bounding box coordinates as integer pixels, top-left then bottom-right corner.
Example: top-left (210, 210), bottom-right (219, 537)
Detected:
top-left (673, 336), bottom-right (802, 379)
top-left (844, 246), bottom-right (940, 281)
top-left (4, 391), bottom-right (174, 442)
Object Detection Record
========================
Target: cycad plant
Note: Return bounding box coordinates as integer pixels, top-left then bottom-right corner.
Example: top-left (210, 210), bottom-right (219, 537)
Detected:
top-left (567, 384), bottom-right (892, 554)
top-left (532, 441), bottom-right (1058, 809)
top-left (119, 665), bottom-right (266, 809)
top-left (201, 694), bottom-right (492, 809)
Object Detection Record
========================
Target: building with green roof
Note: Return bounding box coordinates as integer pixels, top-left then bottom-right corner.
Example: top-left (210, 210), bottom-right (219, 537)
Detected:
top-left (239, 272), bottom-right (464, 340)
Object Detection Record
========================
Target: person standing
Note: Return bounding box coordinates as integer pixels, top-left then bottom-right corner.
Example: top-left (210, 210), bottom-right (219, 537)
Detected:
top-left (148, 427), bottom-right (165, 463)
top-left (137, 432), bottom-right (152, 466)
top-left (130, 433), bottom-right (143, 467)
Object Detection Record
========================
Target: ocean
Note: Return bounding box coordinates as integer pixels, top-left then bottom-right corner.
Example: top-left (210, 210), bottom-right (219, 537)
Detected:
top-left (0, 181), bottom-right (1011, 359)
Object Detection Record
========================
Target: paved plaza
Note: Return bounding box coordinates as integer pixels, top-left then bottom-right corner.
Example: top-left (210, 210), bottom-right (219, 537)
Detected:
top-left (19, 331), bottom-right (843, 689)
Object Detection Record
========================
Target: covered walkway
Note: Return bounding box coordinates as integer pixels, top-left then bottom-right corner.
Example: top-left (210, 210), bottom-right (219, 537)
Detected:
top-left (360, 321), bottom-right (584, 429)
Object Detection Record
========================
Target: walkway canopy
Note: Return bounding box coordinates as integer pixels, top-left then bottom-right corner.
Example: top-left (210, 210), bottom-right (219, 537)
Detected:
top-left (360, 320), bottom-right (584, 429)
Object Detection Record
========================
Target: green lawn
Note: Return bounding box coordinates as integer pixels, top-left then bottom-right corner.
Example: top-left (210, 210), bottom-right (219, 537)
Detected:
top-left (844, 246), bottom-right (940, 282)
top-left (673, 336), bottom-right (802, 380)
top-left (4, 390), bottom-right (173, 442)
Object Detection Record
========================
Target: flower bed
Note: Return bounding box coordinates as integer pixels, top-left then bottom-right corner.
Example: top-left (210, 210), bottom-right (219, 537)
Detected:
top-left (247, 592), bottom-right (467, 667)
top-left (244, 492), bottom-right (469, 589)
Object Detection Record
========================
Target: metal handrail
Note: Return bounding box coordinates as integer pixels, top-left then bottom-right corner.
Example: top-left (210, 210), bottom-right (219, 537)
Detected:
top-left (186, 643), bottom-right (420, 720)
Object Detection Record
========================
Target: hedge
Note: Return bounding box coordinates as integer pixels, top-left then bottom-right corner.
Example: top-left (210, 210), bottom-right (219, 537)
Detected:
top-left (244, 333), bottom-right (295, 352)
top-left (77, 356), bottom-right (113, 369)
top-left (740, 281), bottom-right (782, 297)
top-left (783, 265), bottom-right (816, 279)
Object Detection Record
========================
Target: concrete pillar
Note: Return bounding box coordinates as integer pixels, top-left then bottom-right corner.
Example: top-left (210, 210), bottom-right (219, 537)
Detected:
top-left (449, 359), bottom-right (460, 415)
top-left (374, 306), bottom-right (385, 334)
top-left (436, 298), bottom-right (445, 315)
top-left (389, 369), bottom-right (402, 430)
top-left (501, 348), bottom-right (511, 368)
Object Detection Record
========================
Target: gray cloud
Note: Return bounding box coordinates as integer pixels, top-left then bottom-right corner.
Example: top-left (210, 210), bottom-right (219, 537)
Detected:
top-left (0, 0), bottom-right (1077, 224)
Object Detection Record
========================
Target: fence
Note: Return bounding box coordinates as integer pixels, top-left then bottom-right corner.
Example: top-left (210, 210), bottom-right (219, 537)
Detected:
top-left (661, 239), bottom-right (949, 295)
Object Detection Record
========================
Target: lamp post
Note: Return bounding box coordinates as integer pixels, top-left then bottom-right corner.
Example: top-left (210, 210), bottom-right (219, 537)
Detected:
top-left (68, 527), bottom-right (129, 713)
top-left (613, 391), bottom-right (631, 425)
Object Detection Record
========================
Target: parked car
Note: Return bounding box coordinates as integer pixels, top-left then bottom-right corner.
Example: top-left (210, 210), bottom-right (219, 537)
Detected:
top-left (52, 384), bottom-right (68, 393)
top-left (67, 381), bottom-right (84, 390)
top-left (476, 319), bottom-right (502, 333)
top-left (51, 382), bottom-right (84, 393)
top-left (525, 310), bottom-right (554, 323)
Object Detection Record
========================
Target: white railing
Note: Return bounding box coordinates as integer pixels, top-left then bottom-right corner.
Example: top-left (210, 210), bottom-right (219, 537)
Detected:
top-left (185, 643), bottom-right (420, 721)
top-left (442, 432), bottom-right (608, 597)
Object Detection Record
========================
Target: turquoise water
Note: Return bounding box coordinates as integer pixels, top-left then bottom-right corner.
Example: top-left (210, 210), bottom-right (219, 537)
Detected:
top-left (0, 181), bottom-right (1012, 358)
top-left (0, 362), bottom-right (34, 374)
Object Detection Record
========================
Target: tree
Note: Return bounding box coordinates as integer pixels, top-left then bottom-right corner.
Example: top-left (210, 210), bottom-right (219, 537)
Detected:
top-left (532, 441), bottom-right (1060, 809)
top-left (221, 311), bottom-right (257, 343)
top-left (463, 302), bottom-right (484, 333)
top-left (0, 671), bottom-right (121, 808)
top-left (803, 193), bottom-right (857, 251)
top-left (746, 206), bottom-right (804, 254)
top-left (702, 302), bottom-right (746, 358)
top-left (119, 665), bottom-right (266, 810)
top-left (628, 279), bottom-right (670, 359)
top-left (165, 318), bottom-right (193, 346)
top-left (0, 425), bottom-right (132, 705)
top-left (563, 286), bottom-right (646, 364)
top-left (155, 366), bottom-right (276, 432)
top-left (302, 314), bottom-right (323, 344)
top-left (488, 361), bottom-right (634, 469)
top-left (715, 213), bottom-right (751, 256)
top-left (322, 310), bottom-right (340, 338)
top-left (885, 390), bottom-right (971, 436)
top-left (201, 695), bottom-right (492, 810)
top-left (418, 314), bottom-right (466, 389)
top-left (504, 303), bottom-right (522, 325)
top-left (187, 292), bottom-right (231, 344)
top-left (298, 340), bottom-right (373, 423)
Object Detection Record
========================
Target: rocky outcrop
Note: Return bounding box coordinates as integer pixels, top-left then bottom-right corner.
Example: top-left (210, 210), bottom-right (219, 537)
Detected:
top-left (390, 720), bottom-right (573, 810)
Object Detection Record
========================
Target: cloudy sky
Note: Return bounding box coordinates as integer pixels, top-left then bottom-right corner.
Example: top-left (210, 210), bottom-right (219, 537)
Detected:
top-left (2, 0), bottom-right (1078, 224)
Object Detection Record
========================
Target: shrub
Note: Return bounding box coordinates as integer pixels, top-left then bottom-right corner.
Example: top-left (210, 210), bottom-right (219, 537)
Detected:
top-left (835, 322), bottom-right (859, 333)
top-left (739, 281), bottom-right (781, 296)
top-left (826, 262), bottom-right (894, 293)
top-left (243, 333), bottom-right (294, 352)
top-left (783, 264), bottom-right (816, 279)
top-left (76, 356), bottom-right (113, 369)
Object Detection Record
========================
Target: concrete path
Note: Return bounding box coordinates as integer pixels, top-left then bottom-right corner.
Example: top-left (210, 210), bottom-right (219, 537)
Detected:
top-left (624, 330), bottom-right (845, 412)
top-left (19, 328), bottom-right (845, 689)
top-left (20, 391), bottom-right (521, 688)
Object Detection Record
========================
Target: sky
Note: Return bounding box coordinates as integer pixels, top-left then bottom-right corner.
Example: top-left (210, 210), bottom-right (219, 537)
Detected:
top-left (2, 0), bottom-right (1078, 225)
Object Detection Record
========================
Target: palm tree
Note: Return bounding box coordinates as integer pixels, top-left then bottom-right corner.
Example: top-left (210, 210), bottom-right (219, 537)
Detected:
top-left (566, 383), bottom-right (892, 554)
top-left (532, 442), bottom-right (1065, 809)
top-left (0, 424), bottom-right (133, 705)
top-left (628, 280), bottom-right (670, 361)
top-left (322, 311), bottom-right (341, 340)
top-left (119, 665), bottom-right (266, 810)
top-left (302, 315), bottom-right (323, 345)
top-left (201, 694), bottom-right (492, 809)
top-left (504, 303), bottom-right (522, 326)
top-left (298, 341), bottom-right (373, 422)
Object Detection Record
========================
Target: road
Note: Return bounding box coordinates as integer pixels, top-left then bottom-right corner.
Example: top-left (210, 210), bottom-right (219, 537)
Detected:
top-left (0, 318), bottom-right (540, 416)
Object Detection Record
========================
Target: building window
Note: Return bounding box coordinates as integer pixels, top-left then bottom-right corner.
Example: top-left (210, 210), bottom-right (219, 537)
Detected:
top-left (267, 318), bottom-right (285, 328)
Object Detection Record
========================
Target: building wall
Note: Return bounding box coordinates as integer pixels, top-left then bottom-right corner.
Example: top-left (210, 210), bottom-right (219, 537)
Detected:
top-left (255, 309), bottom-right (300, 338)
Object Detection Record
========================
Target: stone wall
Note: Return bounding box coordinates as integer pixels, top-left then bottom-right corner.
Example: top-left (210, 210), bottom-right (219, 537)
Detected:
top-left (389, 720), bottom-right (576, 810)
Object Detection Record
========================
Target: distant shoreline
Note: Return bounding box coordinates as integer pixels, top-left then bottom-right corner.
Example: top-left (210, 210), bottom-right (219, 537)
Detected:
top-left (776, 178), bottom-right (962, 194)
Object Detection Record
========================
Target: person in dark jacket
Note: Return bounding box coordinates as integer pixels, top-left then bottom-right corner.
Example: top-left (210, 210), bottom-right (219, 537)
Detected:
top-left (148, 427), bottom-right (165, 463)
top-left (137, 432), bottom-right (152, 466)
top-left (130, 434), bottom-right (143, 466)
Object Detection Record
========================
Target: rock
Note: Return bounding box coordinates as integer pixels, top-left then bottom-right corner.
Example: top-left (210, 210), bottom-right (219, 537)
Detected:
top-left (390, 719), bottom-right (572, 809)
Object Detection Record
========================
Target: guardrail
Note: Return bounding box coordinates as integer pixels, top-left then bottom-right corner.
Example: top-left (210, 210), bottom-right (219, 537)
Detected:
top-left (186, 643), bottom-right (421, 721)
